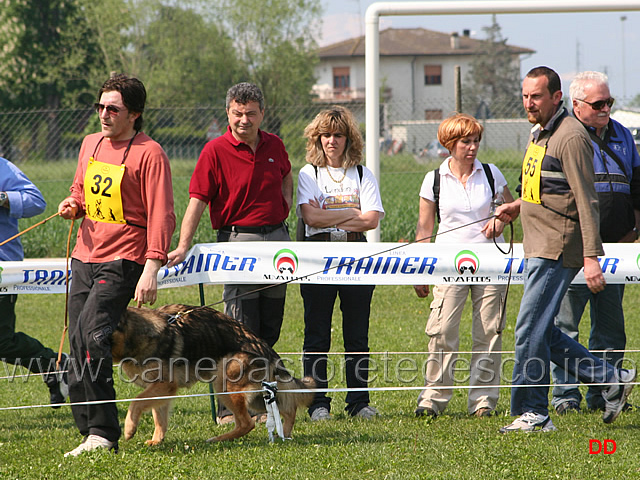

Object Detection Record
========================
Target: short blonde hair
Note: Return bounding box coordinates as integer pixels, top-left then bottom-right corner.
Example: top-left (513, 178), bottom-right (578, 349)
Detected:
top-left (437, 113), bottom-right (483, 152)
top-left (303, 106), bottom-right (364, 168)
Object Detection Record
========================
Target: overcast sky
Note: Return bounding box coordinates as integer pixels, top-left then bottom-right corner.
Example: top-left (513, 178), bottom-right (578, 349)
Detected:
top-left (319, 0), bottom-right (640, 104)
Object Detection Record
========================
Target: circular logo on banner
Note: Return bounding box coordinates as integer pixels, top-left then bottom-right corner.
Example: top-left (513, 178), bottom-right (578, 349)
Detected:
top-left (273, 248), bottom-right (298, 274)
top-left (455, 250), bottom-right (479, 275)
top-left (636, 253), bottom-right (640, 271)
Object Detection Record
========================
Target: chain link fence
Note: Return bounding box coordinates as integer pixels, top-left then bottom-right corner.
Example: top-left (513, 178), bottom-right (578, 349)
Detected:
top-left (2, 98), bottom-right (567, 256)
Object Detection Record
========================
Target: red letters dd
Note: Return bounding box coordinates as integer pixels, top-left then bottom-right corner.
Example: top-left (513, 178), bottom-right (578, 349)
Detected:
top-left (589, 439), bottom-right (617, 454)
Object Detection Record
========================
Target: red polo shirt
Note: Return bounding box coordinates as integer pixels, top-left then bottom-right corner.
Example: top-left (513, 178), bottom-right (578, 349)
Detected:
top-left (189, 127), bottom-right (291, 229)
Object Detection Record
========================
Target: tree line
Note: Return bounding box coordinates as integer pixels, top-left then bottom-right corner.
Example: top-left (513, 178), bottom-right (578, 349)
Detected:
top-left (0, 0), bottom-right (321, 112)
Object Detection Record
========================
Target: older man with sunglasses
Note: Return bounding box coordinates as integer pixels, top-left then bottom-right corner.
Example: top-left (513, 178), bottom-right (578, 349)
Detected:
top-left (550, 71), bottom-right (640, 416)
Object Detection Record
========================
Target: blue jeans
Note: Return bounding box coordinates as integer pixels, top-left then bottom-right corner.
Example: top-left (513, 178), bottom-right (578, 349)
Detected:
top-left (510, 257), bottom-right (617, 416)
top-left (551, 283), bottom-right (626, 410)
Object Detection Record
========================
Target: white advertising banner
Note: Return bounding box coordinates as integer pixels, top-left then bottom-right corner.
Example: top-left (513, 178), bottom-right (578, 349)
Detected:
top-left (1, 242), bottom-right (639, 294)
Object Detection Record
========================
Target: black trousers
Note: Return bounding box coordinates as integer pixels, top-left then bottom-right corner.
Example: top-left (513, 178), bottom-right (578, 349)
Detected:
top-left (300, 282), bottom-right (375, 416)
top-left (67, 259), bottom-right (143, 442)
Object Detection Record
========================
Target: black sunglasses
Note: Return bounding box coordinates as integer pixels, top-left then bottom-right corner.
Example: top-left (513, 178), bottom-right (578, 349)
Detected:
top-left (576, 97), bottom-right (615, 111)
top-left (94, 103), bottom-right (124, 116)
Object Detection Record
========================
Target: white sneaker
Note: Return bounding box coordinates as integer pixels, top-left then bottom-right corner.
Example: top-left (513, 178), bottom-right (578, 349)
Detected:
top-left (64, 435), bottom-right (118, 457)
top-left (603, 368), bottom-right (637, 424)
top-left (354, 405), bottom-right (379, 419)
top-left (310, 407), bottom-right (331, 421)
top-left (499, 412), bottom-right (557, 433)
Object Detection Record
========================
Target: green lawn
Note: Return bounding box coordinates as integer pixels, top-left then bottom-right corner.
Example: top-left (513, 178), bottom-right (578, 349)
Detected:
top-left (2, 152), bottom-right (636, 477)
top-left (0, 282), bottom-right (638, 479)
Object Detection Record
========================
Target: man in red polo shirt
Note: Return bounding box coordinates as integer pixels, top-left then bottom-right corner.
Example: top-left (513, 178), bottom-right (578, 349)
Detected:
top-left (168, 82), bottom-right (292, 422)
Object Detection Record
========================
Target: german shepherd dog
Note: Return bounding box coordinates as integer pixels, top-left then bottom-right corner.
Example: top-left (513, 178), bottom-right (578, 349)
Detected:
top-left (111, 304), bottom-right (314, 445)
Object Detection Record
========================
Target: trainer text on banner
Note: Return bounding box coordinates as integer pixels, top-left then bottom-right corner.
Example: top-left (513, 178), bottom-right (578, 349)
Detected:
top-left (1, 243), bottom-right (639, 293)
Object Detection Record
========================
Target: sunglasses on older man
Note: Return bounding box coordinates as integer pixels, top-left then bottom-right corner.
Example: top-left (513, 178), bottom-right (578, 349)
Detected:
top-left (576, 97), bottom-right (615, 111)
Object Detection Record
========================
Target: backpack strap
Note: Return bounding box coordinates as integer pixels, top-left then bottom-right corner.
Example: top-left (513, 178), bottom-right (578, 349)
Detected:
top-left (314, 164), bottom-right (363, 180)
top-left (432, 163), bottom-right (495, 224)
top-left (481, 163), bottom-right (496, 198)
top-left (300, 165), bottom-right (364, 238)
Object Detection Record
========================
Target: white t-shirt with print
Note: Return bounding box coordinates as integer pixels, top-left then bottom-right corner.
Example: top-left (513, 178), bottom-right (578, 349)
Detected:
top-left (419, 158), bottom-right (508, 244)
top-left (297, 163), bottom-right (385, 237)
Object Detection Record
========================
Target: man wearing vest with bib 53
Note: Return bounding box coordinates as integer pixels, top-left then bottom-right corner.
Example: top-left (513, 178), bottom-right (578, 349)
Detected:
top-left (495, 66), bottom-right (636, 434)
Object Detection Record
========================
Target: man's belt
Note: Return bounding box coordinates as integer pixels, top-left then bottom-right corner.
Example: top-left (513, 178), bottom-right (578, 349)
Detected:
top-left (306, 232), bottom-right (365, 242)
top-left (219, 223), bottom-right (285, 234)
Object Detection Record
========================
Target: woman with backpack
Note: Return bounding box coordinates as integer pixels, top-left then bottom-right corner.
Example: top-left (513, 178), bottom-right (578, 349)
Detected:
top-left (296, 106), bottom-right (385, 421)
top-left (413, 113), bottom-right (515, 419)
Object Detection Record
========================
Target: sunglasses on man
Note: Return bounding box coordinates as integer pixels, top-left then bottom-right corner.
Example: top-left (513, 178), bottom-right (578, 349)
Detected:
top-left (94, 103), bottom-right (125, 116)
top-left (576, 97), bottom-right (615, 111)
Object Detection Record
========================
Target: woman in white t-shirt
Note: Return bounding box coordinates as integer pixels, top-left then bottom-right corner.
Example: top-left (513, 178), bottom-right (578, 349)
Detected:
top-left (413, 113), bottom-right (515, 419)
top-left (297, 106), bottom-right (384, 421)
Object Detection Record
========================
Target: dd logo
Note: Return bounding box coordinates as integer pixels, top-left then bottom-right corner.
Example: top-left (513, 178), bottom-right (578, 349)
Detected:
top-left (589, 439), bottom-right (617, 454)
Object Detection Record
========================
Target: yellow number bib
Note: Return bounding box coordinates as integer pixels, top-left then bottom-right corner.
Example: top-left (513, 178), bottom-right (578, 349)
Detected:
top-left (84, 158), bottom-right (126, 224)
top-left (521, 142), bottom-right (547, 204)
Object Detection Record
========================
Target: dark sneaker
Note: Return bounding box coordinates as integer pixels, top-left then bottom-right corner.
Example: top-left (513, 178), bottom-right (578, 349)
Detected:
top-left (602, 369), bottom-right (636, 424)
top-left (500, 412), bottom-right (557, 433)
top-left (555, 400), bottom-right (581, 415)
top-left (354, 405), bottom-right (378, 419)
top-left (310, 407), bottom-right (332, 421)
top-left (415, 407), bottom-right (438, 418)
top-left (45, 353), bottom-right (69, 409)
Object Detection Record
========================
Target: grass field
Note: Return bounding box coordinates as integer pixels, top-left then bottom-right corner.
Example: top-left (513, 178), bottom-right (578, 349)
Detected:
top-left (0, 281), bottom-right (639, 479)
top-left (2, 153), bottom-right (638, 478)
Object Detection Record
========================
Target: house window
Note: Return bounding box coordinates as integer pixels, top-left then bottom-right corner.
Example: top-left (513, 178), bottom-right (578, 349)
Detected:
top-left (425, 109), bottom-right (443, 120)
top-left (333, 67), bottom-right (350, 90)
top-left (424, 65), bottom-right (442, 85)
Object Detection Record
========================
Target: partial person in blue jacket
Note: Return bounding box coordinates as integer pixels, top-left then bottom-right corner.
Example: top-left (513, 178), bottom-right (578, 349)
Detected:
top-left (0, 157), bottom-right (68, 407)
top-left (551, 71), bottom-right (640, 415)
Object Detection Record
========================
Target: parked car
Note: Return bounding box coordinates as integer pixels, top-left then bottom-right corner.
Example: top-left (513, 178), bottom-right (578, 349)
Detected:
top-left (418, 140), bottom-right (449, 160)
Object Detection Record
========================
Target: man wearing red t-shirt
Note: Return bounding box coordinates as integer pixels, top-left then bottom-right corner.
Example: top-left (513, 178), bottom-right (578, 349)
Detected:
top-left (168, 83), bottom-right (292, 422)
top-left (59, 74), bottom-right (175, 456)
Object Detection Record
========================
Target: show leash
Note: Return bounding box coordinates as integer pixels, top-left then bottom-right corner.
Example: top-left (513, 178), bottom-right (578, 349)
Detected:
top-left (56, 218), bottom-right (75, 367)
top-left (0, 211), bottom-right (61, 248)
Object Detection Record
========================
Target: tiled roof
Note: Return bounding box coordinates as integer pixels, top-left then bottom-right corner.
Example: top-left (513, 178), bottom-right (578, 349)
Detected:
top-left (318, 27), bottom-right (535, 57)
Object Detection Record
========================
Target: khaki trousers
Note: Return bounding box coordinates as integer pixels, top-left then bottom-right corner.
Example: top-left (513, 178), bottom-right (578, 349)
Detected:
top-left (417, 283), bottom-right (506, 415)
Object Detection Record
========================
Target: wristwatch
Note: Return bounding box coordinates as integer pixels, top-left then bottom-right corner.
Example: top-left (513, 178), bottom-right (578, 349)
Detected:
top-left (0, 192), bottom-right (7, 208)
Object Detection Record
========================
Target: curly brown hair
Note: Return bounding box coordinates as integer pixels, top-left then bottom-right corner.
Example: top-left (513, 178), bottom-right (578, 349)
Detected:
top-left (303, 106), bottom-right (364, 168)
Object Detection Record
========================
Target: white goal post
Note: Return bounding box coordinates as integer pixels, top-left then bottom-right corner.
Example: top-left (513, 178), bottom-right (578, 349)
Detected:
top-left (365, 0), bottom-right (640, 241)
